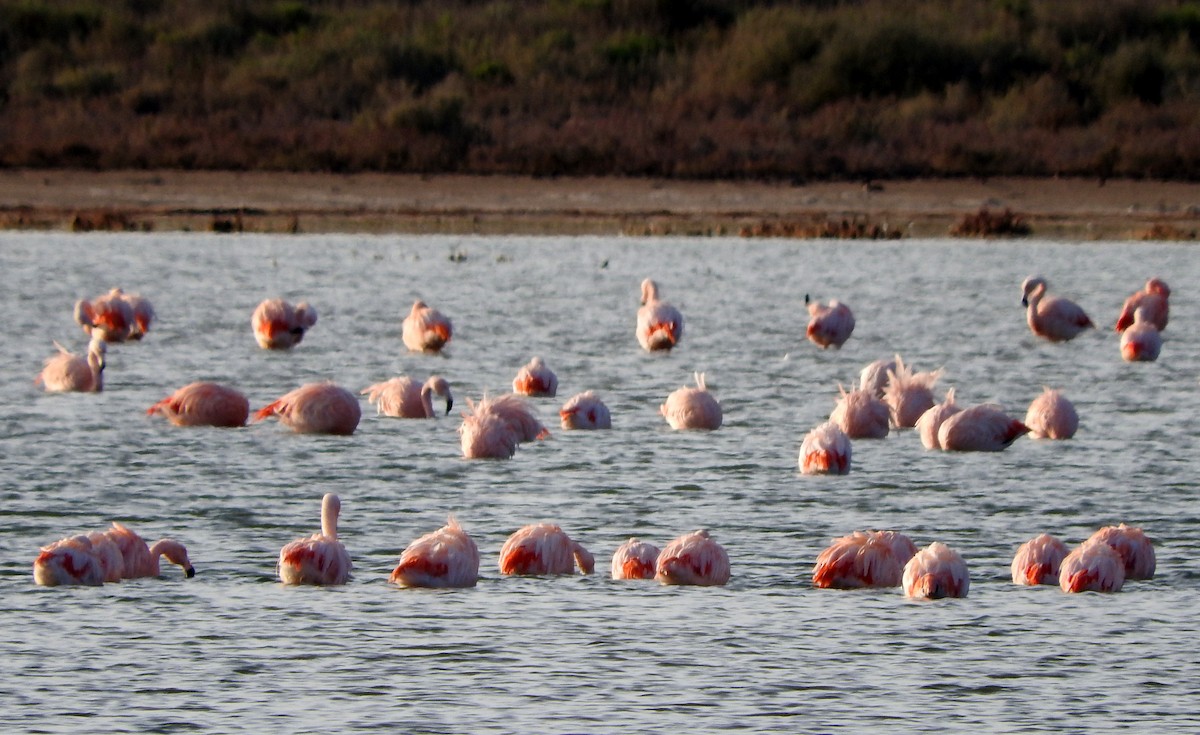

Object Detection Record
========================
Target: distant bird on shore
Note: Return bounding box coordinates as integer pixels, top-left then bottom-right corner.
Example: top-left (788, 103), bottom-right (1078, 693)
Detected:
top-left (36, 338), bottom-right (105, 393)
top-left (660, 372), bottom-right (721, 430)
top-left (251, 298), bottom-right (317, 350)
top-left (559, 391), bottom-right (611, 430)
top-left (902, 542), bottom-right (969, 599)
top-left (610, 538), bottom-right (661, 580)
top-left (1021, 276), bottom-right (1093, 342)
top-left (805, 295), bottom-right (855, 349)
top-left (390, 516), bottom-right (479, 588)
top-left (1115, 277), bottom-right (1169, 333)
top-left (253, 382), bottom-right (361, 435)
top-left (654, 530), bottom-right (730, 586)
top-left (1119, 308), bottom-right (1162, 362)
top-left (1010, 533), bottom-right (1069, 586)
top-left (512, 356), bottom-right (558, 397)
top-left (279, 493), bottom-right (351, 586)
top-left (402, 300), bottom-right (453, 353)
top-left (1024, 387), bottom-right (1078, 439)
top-left (637, 278), bottom-right (684, 351)
top-left (147, 381), bottom-right (249, 427)
top-left (799, 421), bottom-right (852, 475)
top-left (499, 524), bottom-right (594, 576)
top-left (75, 287), bottom-right (152, 342)
top-left (361, 375), bottom-right (453, 418)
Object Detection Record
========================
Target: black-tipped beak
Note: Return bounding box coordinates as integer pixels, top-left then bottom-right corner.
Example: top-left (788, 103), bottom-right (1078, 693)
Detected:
top-left (290, 327), bottom-right (305, 336)
top-left (185, 566), bottom-right (196, 578)
top-left (445, 398), bottom-right (454, 415)
top-left (1021, 297), bottom-right (1029, 307)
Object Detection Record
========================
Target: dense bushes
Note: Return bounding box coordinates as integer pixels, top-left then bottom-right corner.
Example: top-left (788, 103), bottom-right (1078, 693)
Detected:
top-left (1, 0), bottom-right (1198, 180)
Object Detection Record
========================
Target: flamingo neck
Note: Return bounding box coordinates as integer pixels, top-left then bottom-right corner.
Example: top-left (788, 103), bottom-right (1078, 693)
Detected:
top-left (321, 494), bottom-right (341, 538)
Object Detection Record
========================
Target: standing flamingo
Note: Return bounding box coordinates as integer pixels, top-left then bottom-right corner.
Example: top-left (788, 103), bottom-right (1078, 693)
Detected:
top-left (402, 300), bottom-right (453, 353)
top-left (1021, 276), bottom-right (1093, 342)
top-left (1115, 277), bottom-right (1169, 332)
top-left (512, 356), bottom-right (558, 397)
top-left (251, 298), bottom-right (318, 350)
top-left (915, 387), bottom-right (961, 449)
top-left (33, 535), bottom-right (106, 586)
top-left (654, 530), bottom-right (730, 586)
top-left (35, 338), bottom-right (106, 393)
top-left (1119, 308), bottom-right (1162, 362)
top-left (660, 372), bottom-right (722, 430)
top-left (636, 278), bottom-right (684, 351)
top-left (1011, 533), bottom-right (1070, 585)
top-left (805, 296), bottom-right (855, 349)
top-left (610, 538), bottom-right (661, 580)
top-left (102, 522), bottom-right (195, 579)
top-left (498, 524), bottom-right (594, 576)
top-left (902, 542), bottom-right (969, 599)
top-left (279, 493), bottom-right (352, 585)
top-left (1059, 539), bottom-right (1125, 593)
top-left (829, 384), bottom-right (889, 439)
top-left (883, 356), bottom-right (944, 428)
top-left (937, 404), bottom-right (1030, 451)
top-left (361, 375), bottom-right (453, 418)
top-left (559, 391), bottom-right (612, 430)
top-left (1024, 387), bottom-right (1078, 439)
top-left (147, 382), bottom-right (250, 427)
top-left (253, 382), bottom-right (361, 435)
top-left (859, 356), bottom-right (899, 398)
top-left (799, 421), bottom-right (852, 475)
top-left (1086, 524), bottom-right (1155, 579)
top-left (812, 531), bottom-right (907, 589)
top-left (390, 516), bottom-right (480, 588)
top-left (74, 288), bottom-right (141, 342)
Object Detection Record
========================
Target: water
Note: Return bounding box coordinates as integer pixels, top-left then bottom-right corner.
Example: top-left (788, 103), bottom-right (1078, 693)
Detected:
top-left (2, 233), bottom-right (1198, 733)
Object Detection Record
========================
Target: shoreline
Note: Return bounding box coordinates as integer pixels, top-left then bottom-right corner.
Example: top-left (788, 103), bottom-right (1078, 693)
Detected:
top-left (1, 169), bottom-right (1198, 240)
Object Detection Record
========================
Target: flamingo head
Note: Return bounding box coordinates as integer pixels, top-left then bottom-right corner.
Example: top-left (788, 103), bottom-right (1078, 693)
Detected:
top-left (640, 279), bottom-right (659, 304)
top-left (1020, 276), bottom-right (1047, 305)
top-left (1146, 278), bottom-right (1170, 296)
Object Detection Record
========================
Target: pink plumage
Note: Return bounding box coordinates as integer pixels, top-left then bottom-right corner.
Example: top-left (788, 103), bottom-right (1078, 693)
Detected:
top-left (1024, 387), bottom-right (1078, 439)
top-left (512, 356), bottom-right (558, 397)
top-left (902, 542), bottom-right (969, 599)
top-left (33, 535), bottom-right (106, 586)
top-left (829, 384), bottom-right (890, 439)
top-left (915, 387), bottom-right (960, 449)
top-left (1059, 539), bottom-right (1125, 593)
top-left (1021, 275), bottom-right (1093, 342)
top-left (390, 516), bottom-right (480, 588)
top-left (253, 382), bottom-right (361, 435)
top-left (362, 375), bottom-right (453, 418)
top-left (147, 382), bottom-right (250, 427)
top-left (1011, 533), bottom-right (1070, 585)
top-left (498, 524), bottom-right (594, 576)
top-left (660, 372), bottom-right (722, 430)
top-left (74, 287), bottom-right (142, 343)
top-left (610, 538), bottom-right (661, 580)
top-left (883, 356), bottom-right (944, 428)
top-left (458, 398), bottom-right (521, 459)
top-left (559, 391), bottom-right (612, 430)
top-left (402, 299), bottom-right (453, 353)
top-left (805, 296), bottom-right (855, 349)
top-left (859, 356), bottom-right (899, 399)
top-left (1086, 524), bottom-right (1155, 580)
top-left (937, 404), bottom-right (1030, 451)
top-left (655, 530), bottom-right (730, 586)
top-left (1119, 308), bottom-right (1162, 362)
top-left (812, 531), bottom-right (910, 589)
top-left (636, 278), bottom-right (684, 351)
top-left (35, 338), bottom-right (106, 393)
top-left (1115, 277), bottom-right (1169, 333)
top-left (103, 522), bottom-right (195, 579)
top-left (799, 421), bottom-right (851, 475)
top-left (279, 493), bottom-right (351, 586)
top-left (251, 298), bottom-right (317, 350)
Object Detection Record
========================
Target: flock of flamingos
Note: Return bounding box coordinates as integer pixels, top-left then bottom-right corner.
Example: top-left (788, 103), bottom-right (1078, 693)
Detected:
top-left (31, 273), bottom-right (1169, 599)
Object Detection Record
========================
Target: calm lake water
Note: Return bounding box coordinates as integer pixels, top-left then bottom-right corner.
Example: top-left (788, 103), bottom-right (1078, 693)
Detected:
top-left (2, 232), bottom-right (1198, 733)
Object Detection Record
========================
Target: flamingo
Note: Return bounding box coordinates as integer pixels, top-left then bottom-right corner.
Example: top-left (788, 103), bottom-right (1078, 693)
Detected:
top-left (402, 300), bottom-right (453, 353)
top-left (1021, 276), bottom-right (1093, 342)
top-left (102, 522), bottom-right (195, 579)
top-left (559, 391), bottom-right (612, 430)
top-left (253, 382), bottom-right (361, 435)
top-left (361, 375), bottom-right (453, 418)
top-left (812, 531), bottom-right (908, 589)
top-left (902, 542), bottom-right (969, 599)
top-left (1010, 533), bottom-right (1070, 585)
top-left (35, 338), bottom-right (106, 393)
top-left (147, 382), bottom-right (250, 427)
top-left (915, 387), bottom-right (960, 449)
top-left (122, 291), bottom-right (155, 340)
top-left (279, 493), bottom-right (352, 585)
top-left (610, 538), bottom-right (661, 580)
top-left (390, 516), bottom-right (480, 588)
top-left (654, 530), bottom-right (730, 586)
top-left (937, 404), bottom-right (1030, 451)
top-left (458, 398), bottom-right (521, 459)
top-left (660, 372), bottom-right (722, 430)
top-left (859, 356), bottom-right (899, 398)
top-left (512, 356), bottom-right (558, 397)
top-left (829, 384), bottom-right (889, 439)
top-left (74, 288), bottom-right (145, 342)
top-left (636, 278), bottom-right (684, 351)
top-left (33, 535), bottom-right (106, 586)
top-left (1059, 539), bottom-right (1125, 593)
top-left (1119, 308), bottom-right (1162, 362)
top-left (805, 296), bottom-right (855, 349)
top-left (1086, 524), bottom-right (1155, 580)
top-left (874, 530), bottom-right (919, 567)
top-left (85, 531), bottom-right (126, 582)
top-left (1115, 277), bottom-right (1169, 333)
top-left (498, 524), bottom-right (594, 576)
top-left (799, 421), bottom-right (852, 475)
top-left (251, 298), bottom-right (317, 350)
top-left (883, 356), bottom-right (944, 428)
top-left (1024, 387), bottom-right (1078, 439)
top-left (487, 393), bottom-right (550, 442)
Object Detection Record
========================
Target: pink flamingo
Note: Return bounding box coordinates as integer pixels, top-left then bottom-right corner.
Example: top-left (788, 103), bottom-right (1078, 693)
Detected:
top-left (883, 356), bottom-right (944, 428)
top-left (122, 291), bottom-right (155, 340)
top-left (253, 382), bottom-right (361, 435)
top-left (74, 288), bottom-right (141, 342)
top-left (402, 300), bottom-right (453, 353)
top-left (35, 338), bottom-right (106, 393)
top-left (636, 278), bottom-right (684, 351)
top-left (1086, 524), bottom-right (1155, 579)
top-left (874, 530), bottom-right (919, 567)
top-left (915, 387), bottom-right (960, 449)
top-left (85, 531), bottom-right (126, 582)
top-left (829, 384), bottom-right (889, 439)
top-left (361, 375), bottom-right (453, 418)
top-left (1010, 533), bottom-right (1070, 585)
top-left (251, 298), bottom-right (317, 350)
top-left (147, 382), bottom-right (250, 427)
top-left (660, 372), bottom-right (722, 430)
top-left (1115, 277), bottom-right (1169, 333)
top-left (1024, 387), bottom-right (1078, 439)
top-left (1059, 539), bottom-right (1125, 593)
top-left (655, 530), bottom-right (730, 586)
top-left (559, 391), bottom-right (612, 430)
top-left (33, 535), bottom-right (106, 586)
top-left (812, 531), bottom-right (910, 589)
top-left (805, 296), bottom-right (855, 349)
top-left (103, 522), bottom-right (195, 579)
top-left (610, 538), bottom-right (661, 580)
top-left (1021, 276), bottom-right (1094, 342)
top-left (458, 401), bottom-right (520, 459)
top-left (859, 356), bottom-right (899, 398)
top-left (937, 404), bottom-right (1030, 452)
top-left (498, 524), bottom-right (594, 576)
top-left (902, 542), bottom-right (969, 599)
top-left (512, 356), bottom-right (558, 397)
top-left (1119, 308), bottom-right (1162, 362)
top-left (799, 421), bottom-right (851, 475)
top-left (279, 493), bottom-right (352, 585)
top-left (487, 394), bottom-right (549, 442)
top-left (390, 516), bottom-right (480, 588)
